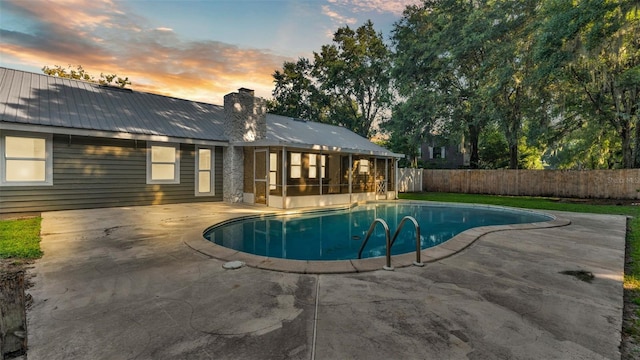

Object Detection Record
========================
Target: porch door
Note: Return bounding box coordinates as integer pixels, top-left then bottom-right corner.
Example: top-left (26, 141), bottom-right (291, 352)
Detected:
top-left (254, 149), bottom-right (268, 205)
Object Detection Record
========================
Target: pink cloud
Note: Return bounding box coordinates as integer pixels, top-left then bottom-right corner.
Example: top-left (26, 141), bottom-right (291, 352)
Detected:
top-left (328, 0), bottom-right (421, 15)
top-left (321, 5), bottom-right (358, 25)
top-left (0, 0), bottom-right (293, 104)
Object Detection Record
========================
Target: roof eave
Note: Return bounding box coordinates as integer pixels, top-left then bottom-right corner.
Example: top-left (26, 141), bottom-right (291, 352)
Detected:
top-left (231, 140), bottom-right (404, 158)
top-left (0, 122), bottom-right (229, 146)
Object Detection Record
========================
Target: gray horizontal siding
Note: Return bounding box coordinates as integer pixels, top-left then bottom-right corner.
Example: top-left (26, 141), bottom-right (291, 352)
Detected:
top-left (0, 134), bottom-right (223, 214)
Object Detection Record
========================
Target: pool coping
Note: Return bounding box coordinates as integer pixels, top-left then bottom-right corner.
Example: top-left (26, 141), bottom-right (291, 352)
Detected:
top-left (182, 200), bottom-right (572, 274)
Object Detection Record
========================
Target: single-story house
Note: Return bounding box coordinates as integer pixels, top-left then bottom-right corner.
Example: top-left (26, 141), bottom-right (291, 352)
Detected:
top-left (0, 67), bottom-right (402, 214)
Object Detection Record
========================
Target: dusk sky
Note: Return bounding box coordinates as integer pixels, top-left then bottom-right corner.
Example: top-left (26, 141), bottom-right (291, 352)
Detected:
top-left (0, 0), bottom-right (419, 104)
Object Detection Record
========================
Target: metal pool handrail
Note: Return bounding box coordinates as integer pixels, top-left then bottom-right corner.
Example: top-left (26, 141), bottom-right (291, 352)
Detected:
top-left (390, 216), bottom-right (424, 267)
top-left (357, 218), bottom-right (393, 270)
top-left (358, 216), bottom-right (424, 270)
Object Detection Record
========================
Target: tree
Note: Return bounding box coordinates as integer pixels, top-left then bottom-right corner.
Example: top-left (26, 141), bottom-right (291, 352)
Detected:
top-left (269, 20), bottom-right (393, 138)
top-left (481, 0), bottom-right (543, 169)
top-left (390, 0), bottom-right (493, 169)
top-left (533, 0), bottom-right (639, 168)
top-left (270, 58), bottom-right (326, 121)
top-left (478, 124), bottom-right (510, 169)
top-left (313, 20), bottom-right (393, 137)
top-left (42, 65), bottom-right (131, 88)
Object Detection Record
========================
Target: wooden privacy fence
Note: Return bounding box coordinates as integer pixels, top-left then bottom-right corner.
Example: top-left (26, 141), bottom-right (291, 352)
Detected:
top-left (421, 169), bottom-right (640, 199)
top-left (398, 168), bottom-right (423, 193)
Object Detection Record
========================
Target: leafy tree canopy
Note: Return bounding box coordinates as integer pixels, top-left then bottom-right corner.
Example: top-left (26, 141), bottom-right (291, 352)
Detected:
top-left (269, 20), bottom-right (392, 138)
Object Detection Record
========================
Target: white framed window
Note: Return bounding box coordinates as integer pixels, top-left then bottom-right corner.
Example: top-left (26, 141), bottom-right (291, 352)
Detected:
top-left (320, 155), bottom-right (326, 178)
top-left (359, 159), bottom-right (370, 174)
top-left (309, 154), bottom-right (317, 179)
top-left (290, 152), bottom-right (301, 179)
top-left (147, 142), bottom-right (180, 184)
top-left (0, 132), bottom-right (53, 186)
top-left (195, 146), bottom-right (214, 196)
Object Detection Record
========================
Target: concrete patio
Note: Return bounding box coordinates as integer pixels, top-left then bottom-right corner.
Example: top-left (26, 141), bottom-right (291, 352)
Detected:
top-left (26, 202), bottom-right (625, 359)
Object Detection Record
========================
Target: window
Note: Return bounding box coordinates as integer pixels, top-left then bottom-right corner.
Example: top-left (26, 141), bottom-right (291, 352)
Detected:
top-left (309, 154), bottom-right (317, 178)
top-left (147, 143), bottom-right (180, 184)
top-left (1, 132), bottom-right (52, 186)
top-left (430, 146), bottom-right (446, 159)
top-left (290, 152), bottom-right (301, 179)
top-left (320, 155), bottom-right (326, 178)
top-left (196, 147), bottom-right (214, 195)
top-left (359, 159), bottom-right (370, 174)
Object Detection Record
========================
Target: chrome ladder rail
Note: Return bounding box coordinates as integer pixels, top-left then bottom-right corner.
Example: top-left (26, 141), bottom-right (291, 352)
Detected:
top-left (357, 218), bottom-right (393, 270)
top-left (357, 216), bottom-right (424, 270)
top-left (390, 216), bottom-right (424, 267)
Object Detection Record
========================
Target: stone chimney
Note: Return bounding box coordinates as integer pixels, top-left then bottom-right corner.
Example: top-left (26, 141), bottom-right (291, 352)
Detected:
top-left (223, 88), bottom-right (266, 142)
top-left (222, 88), bottom-right (267, 203)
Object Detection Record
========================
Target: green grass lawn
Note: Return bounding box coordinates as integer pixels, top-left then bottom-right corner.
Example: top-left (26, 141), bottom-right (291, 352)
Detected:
top-left (399, 192), bottom-right (640, 348)
top-left (0, 217), bottom-right (43, 259)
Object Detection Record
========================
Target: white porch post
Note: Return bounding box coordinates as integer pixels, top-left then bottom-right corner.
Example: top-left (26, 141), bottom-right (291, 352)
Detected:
top-left (395, 158), bottom-right (399, 199)
top-left (319, 151), bottom-right (323, 196)
top-left (349, 153), bottom-right (353, 203)
top-left (282, 147), bottom-right (287, 209)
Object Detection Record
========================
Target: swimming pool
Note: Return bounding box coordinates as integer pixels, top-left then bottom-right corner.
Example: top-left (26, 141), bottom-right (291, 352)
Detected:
top-left (203, 202), bottom-right (552, 261)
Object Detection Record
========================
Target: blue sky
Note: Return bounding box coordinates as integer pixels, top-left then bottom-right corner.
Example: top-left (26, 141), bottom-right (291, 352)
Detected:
top-left (0, 0), bottom-right (418, 104)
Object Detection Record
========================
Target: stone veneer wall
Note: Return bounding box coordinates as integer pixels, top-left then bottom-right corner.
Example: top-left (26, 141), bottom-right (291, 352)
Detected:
top-left (222, 89), bottom-right (266, 203)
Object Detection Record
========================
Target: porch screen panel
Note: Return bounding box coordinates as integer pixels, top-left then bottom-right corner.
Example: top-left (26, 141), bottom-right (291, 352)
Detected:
top-left (352, 156), bottom-right (375, 193)
top-left (376, 158), bottom-right (387, 194)
top-left (388, 159), bottom-right (396, 191)
top-left (269, 152), bottom-right (282, 196)
top-left (255, 150), bottom-right (267, 204)
top-left (286, 152), bottom-right (320, 196)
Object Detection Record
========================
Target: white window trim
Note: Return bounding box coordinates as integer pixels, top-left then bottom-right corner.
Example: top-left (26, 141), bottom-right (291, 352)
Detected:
top-left (290, 152), bottom-right (301, 179)
top-left (0, 131), bottom-right (53, 186)
top-left (195, 146), bottom-right (215, 196)
top-left (309, 154), bottom-right (317, 179)
top-left (146, 142), bottom-right (180, 184)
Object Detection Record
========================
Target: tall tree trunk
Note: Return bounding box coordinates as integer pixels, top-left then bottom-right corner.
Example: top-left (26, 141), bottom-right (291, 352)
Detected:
top-left (621, 122), bottom-right (633, 168)
top-left (468, 123), bottom-right (480, 169)
top-left (509, 144), bottom-right (518, 169)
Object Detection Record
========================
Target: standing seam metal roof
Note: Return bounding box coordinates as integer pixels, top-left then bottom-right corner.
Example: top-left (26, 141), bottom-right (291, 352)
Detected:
top-left (266, 114), bottom-right (401, 157)
top-left (0, 67), bottom-right (227, 141)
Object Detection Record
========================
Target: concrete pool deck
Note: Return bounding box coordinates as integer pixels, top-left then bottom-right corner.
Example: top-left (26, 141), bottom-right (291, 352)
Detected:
top-left (27, 202), bottom-right (624, 359)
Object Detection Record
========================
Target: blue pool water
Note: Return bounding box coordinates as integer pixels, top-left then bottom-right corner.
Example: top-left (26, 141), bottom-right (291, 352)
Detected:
top-left (203, 203), bottom-right (552, 261)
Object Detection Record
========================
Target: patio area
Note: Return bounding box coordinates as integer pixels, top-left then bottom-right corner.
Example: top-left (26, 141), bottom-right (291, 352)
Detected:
top-left (26, 202), bottom-right (624, 359)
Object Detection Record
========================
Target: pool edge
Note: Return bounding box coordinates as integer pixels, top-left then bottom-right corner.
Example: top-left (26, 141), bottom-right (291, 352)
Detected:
top-left (183, 201), bottom-right (571, 274)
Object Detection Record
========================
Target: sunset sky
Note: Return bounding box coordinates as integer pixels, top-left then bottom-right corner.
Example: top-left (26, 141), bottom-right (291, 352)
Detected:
top-left (0, 0), bottom-right (419, 104)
